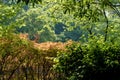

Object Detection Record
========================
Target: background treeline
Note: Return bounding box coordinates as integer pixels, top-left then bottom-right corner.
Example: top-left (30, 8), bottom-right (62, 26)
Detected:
top-left (1, 0), bottom-right (120, 43)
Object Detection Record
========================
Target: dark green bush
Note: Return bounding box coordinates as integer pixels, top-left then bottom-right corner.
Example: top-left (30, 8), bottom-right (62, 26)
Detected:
top-left (54, 40), bottom-right (120, 80)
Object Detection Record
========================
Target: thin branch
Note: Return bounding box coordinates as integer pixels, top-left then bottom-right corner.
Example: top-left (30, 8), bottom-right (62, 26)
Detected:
top-left (92, 1), bottom-right (120, 17)
top-left (103, 8), bottom-right (109, 42)
top-left (113, 4), bottom-right (120, 7)
top-left (108, 2), bottom-right (120, 17)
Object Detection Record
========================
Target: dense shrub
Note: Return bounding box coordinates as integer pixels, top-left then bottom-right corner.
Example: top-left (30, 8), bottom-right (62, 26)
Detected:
top-left (0, 32), bottom-right (65, 80)
top-left (0, 32), bottom-right (40, 79)
top-left (54, 40), bottom-right (120, 80)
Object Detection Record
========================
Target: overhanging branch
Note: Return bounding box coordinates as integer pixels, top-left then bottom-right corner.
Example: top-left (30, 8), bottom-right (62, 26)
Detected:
top-left (103, 8), bottom-right (109, 42)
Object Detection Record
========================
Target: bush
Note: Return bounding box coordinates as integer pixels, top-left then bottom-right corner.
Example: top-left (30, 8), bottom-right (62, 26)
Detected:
top-left (54, 40), bottom-right (120, 80)
top-left (0, 32), bottom-right (40, 79)
top-left (0, 32), bottom-right (65, 80)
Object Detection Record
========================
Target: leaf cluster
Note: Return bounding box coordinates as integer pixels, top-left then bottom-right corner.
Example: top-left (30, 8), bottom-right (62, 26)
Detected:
top-left (17, 0), bottom-right (42, 6)
top-left (61, 0), bottom-right (120, 22)
top-left (54, 40), bottom-right (120, 80)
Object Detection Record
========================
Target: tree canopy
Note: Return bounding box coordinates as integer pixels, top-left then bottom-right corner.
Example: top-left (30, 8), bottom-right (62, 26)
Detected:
top-left (16, 0), bottom-right (120, 19)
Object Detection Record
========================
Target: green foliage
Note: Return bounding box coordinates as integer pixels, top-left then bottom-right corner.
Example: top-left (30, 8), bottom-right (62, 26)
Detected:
top-left (1, 0), bottom-right (120, 41)
top-left (61, 0), bottom-right (120, 21)
top-left (15, 5), bottom-right (58, 42)
top-left (0, 2), bottom-right (26, 32)
top-left (13, 0), bottom-right (120, 42)
top-left (54, 39), bottom-right (120, 80)
top-left (15, 0), bottom-right (42, 6)
top-left (15, 1), bottom-right (84, 42)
